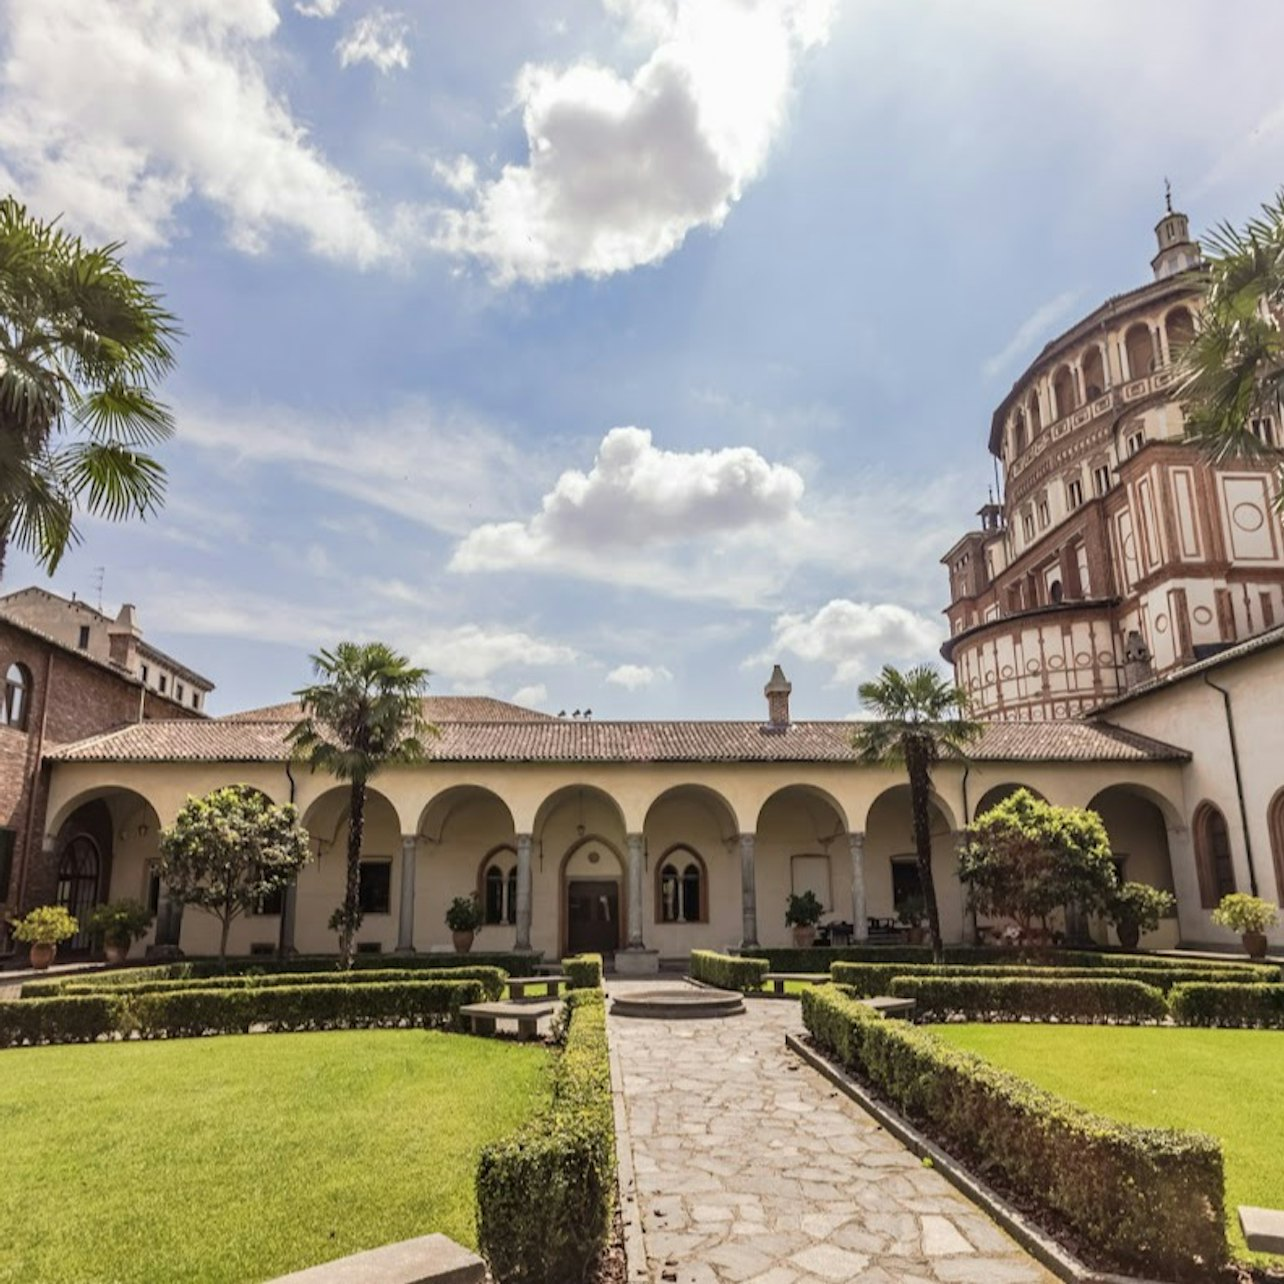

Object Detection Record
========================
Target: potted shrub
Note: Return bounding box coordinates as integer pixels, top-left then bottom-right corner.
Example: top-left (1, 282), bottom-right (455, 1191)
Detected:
top-left (784, 891), bottom-right (823, 948)
top-left (10, 905), bottom-right (79, 970)
top-left (898, 894), bottom-right (928, 945)
top-left (1107, 881), bottom-right (1175, 950)
top-left (87, 900), bottom-right (155, 964)
top-left (446, 895), bottom-right (483, 954)
top-left (1212, 893), bottom-right (1279, 959)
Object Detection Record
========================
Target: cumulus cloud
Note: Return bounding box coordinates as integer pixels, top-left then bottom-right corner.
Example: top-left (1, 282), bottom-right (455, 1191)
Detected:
top-left (751, 600), bottom-right (946, 688)
top-left (437, 0), bottom-right (836, 283)
top-left (511, 683), bottom-right (549, 708)
top-left (337, 9), bottom-right (411, 73)
top-left (606, 663), bottom-right (673, 690)
top-left (295, 0), bottom-right (342, 16)
top-left (0, 0), bottom-right (384, 265)
top-left (452, 426), bottom-right (804, 571)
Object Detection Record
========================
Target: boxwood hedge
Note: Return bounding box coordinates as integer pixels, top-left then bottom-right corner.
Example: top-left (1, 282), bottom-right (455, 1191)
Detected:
top-left (476, 989), bottom-right (614, 1284)
top-left (1169, 982), bottom-right (1284, 1028)
top-left (562, 953), bottom-right (604, 990)
top-left (689, 949), bottom-right (770, 991)
top-left (0, 995), bottom-right (125, 1047)
top-left (886, 975), bottom-right (1170, 1024)
top-left (801, 984), bottom-right (1226, 1280)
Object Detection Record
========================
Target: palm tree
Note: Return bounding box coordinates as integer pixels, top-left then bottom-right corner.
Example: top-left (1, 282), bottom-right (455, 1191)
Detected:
top-left (1178, 189), bottom-right (1284, 505)
top-left (851, 665), bottom-right (981, 963)
top-left (0, 198), bottom-right (179, 576)
top-left (288, 643), bottom-right (436, 968)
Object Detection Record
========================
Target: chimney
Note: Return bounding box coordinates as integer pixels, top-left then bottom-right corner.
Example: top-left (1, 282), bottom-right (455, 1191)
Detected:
top-left (107, 603), bottom-right (141, 673)
top-left (764, 664), bottom-right (792, 728)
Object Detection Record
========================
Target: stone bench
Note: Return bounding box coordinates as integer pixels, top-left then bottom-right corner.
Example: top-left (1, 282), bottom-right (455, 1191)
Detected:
top-left (269, 1233), bottom-right (484, 1283)
top-left (460, 1000), bottom-right (557, 1041)
top-left (859, 996), bottom-right (916, 1020)
top-left (763, 972), bottom-right (830, 996)
top-left (1241, 1206), bottom-right (1284, 1255)
top-left (506, 974), bottom-right (569, 999)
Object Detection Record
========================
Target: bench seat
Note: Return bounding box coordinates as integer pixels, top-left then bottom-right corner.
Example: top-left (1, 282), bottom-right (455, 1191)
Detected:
top-left (460, 1000), bottom-right (557, 1041)
top-left (762, 972), bottom-right (830, 996)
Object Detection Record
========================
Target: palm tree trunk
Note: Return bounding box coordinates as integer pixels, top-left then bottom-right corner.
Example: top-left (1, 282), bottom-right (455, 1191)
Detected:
top-left (341, 779), bottom-right (366, 969)
top-left (907, 744), bottom-right (944, 963)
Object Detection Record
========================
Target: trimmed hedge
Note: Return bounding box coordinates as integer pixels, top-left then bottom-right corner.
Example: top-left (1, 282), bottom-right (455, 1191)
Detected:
top-left (563, 953), bottom-right (603, 990)
top-left (477, 989), bottom-right (614, 1284)
top-left (887, 976), bottom-right (1169, 1024)
top-left (801, 984), bottom-right (1226, 1280)
top-left (689, 950), bottom-right (769, 992)
top-left (0, 995), bottom-right (124, 1047)
top-left (1170, 983), bottom-right (1284, 1029)
top-left (829, 961), bottom-right (1277, 997)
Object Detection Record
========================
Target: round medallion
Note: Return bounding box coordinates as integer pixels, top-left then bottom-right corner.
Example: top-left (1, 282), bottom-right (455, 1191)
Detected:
top-left (1000, 665), bottom-right (1014, 678)
top-left (1097, 651), bottom-right (1115, 664)
top-left (588, 850), bottom-right (600, 865)
top-left (1121, 534), bottom-right (1136, 560)
top-left (1026, 660), bottom-right (1041, 674)
top-left (1154, 615), bottom-right (1169, 634)
top-left (1193, 606), bottom-right (1213, 625)
top-left (1074, 653), bottom-right (1092, 666)
top-left (1048, 655), bottom-right (1064, 669)
top-left (1232, 503), bottom-right (1265, 532)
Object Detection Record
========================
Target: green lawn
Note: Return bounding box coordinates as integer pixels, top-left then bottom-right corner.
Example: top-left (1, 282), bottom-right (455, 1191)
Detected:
top-left (0, 1030), bottom-right (551, 1284)
top-left (932, 1024), bottom-right (1284, 1266)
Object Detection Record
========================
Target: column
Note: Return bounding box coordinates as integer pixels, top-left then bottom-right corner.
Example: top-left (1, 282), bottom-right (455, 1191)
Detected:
top-left (849, 831), bottom-right (868, 941)
top-left (278, 877), bottom-right (298, 957)
top-left (739, 832), bottom-right (758, 949)
top-left (514, 833), bottom-right (533, 952)
top-left (626, 833), bottom-right (645, 949)
top-left (396, 834), bottom-right (417, 952)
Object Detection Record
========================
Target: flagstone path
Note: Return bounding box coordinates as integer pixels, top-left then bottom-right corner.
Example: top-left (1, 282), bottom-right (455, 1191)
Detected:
top-left (607, 980), bottom-right (1055, 1284)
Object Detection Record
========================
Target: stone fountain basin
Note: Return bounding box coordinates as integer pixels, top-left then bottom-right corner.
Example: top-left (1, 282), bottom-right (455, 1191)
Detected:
top-left (610, 987), bottom-right (745, 1019)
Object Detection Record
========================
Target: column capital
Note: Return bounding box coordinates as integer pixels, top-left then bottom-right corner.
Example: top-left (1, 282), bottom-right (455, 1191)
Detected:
top-left (849, 830), bottom-right (866, 850)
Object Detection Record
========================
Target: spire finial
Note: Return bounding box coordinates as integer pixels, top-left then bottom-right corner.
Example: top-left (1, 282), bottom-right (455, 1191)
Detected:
top-left (1164, 176), bottom-right (1173, 214)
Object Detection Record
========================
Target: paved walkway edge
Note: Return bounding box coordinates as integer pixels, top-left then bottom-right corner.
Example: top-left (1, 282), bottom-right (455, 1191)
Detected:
top-left (608, 1031), bottom-right (650, 1284)
top-left (784, 1033), bottom-right (1171, 1284)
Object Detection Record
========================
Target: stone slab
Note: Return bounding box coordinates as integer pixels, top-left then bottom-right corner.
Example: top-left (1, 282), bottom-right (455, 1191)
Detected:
top-left (614, 948), bottom-right (661, 976)
top-left (859, 996), bottom-right (916, 1019)
top-left (268, 1233), bottom-right (484, 1284)
top-left (1240, 1205), bottom-right (1284, 1255)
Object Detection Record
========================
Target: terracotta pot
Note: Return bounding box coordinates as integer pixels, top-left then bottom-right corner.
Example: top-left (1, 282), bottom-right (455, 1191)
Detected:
top-left (1115, 922), bottom-right (1141, 951)
top-left (104, 940), bottom-right (130, 965)
top-left (907, 926), bottom-right (927, 946)
top-left (791, 925), bottom-right (816, 948)
top-left (29, 942), bottom-right (57, 970)
top-left (452, 930), bottom-right (475, 954)
top-left (1242, 931), bottom-right (1268, 960)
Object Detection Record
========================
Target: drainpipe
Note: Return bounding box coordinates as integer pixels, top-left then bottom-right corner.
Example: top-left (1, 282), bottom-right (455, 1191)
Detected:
top-left (17, 651), bottom-right (55, 911)
top-left (1204, 673), bottom-right (1259, 896)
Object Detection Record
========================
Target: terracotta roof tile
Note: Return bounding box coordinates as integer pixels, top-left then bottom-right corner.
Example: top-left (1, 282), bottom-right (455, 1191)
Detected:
top-left (48, 717), bottom-right (1190, 765)
top-left (220, 696), bottom-right (557, 723)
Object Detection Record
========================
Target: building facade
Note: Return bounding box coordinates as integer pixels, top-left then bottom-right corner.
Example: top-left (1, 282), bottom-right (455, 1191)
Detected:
top-left (941, 203), bottom-right (1284, 720)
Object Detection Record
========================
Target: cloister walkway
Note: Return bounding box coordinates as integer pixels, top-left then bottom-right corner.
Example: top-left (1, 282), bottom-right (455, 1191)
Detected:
top-left (607, 980), bottom-right (1054, 1284)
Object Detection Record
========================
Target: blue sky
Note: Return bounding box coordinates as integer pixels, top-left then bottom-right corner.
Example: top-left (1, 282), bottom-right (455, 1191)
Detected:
top-left (3, 0), bottom-right (1284, 718)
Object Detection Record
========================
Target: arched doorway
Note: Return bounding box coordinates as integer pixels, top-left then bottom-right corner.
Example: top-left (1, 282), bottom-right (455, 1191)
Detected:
top-left (57, 835), bottom-right (101, 950)
top-left (1087, 785), bottom-right (1180, 947)
top-left (1193, 801), bottom-right (1237, 909)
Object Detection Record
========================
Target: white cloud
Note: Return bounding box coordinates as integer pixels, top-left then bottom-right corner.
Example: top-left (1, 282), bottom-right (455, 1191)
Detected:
top-left (337, 9), bottom-right (411, 74)
top-left (980, 290), bottom-right (1082, 381)
top-left (295, 0), bottom-right (342, 16)
top-left (0, 0), bottom-right (384, 265)
top-left (407, 627), bottom-right (577, 687)
top-left (437, 0), bottom-right (836, 283)
top-left (606, 663), bottom-right (673, 690)
top-left (750, 599), bottom-right (946, 688)
top-left (511, 683), bottom-right (549, 708)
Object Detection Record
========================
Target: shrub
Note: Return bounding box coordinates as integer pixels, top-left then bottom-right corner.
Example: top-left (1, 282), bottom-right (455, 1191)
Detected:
top-left (801, 985), bottom-right (1226, 1280)
top-left (0, 995), bottom-right (123, 1047)
top-left (477, 990), bottom-right (614, 1284)
top-left (86, 900), bottom-right (154, 948)
top-left (446, 895), bottom-right (484, 933)
top-left (689, 950), bottom-right (769, 991)
top-left (784, 890), bottom-right (824, 928)
top-left (888, 976), bottom-right (1169, 1024)
top-left (563, 954), bottom-right (603, 990)
top-left (1211, 893), bottom-right (1279, 935)
top-left (9, 904), bottom-right (79, 945)
top-left (1170, 983), bottom-right (1284, 1029)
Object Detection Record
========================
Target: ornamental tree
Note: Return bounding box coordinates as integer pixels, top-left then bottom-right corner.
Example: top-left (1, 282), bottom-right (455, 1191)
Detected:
top-left (958, 789), bottom-right (1118, 939)
top-left (159, 785), bottom-right (311, 964)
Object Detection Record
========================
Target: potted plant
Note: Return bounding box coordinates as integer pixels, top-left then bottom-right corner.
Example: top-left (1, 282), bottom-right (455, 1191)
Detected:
top-left (87, 900), bottom-right (155, 964)
top-left (10, 905), bottom-right (79, 970)
top-left (784, 891), bottom-right (824, 948)
top-left (898, 894), bottom-right (928, 945)
top-left (1107, 881), bottom-right (1176, 950)
top-left (446, 895), bottom-right (483, 954)
top-left (1211, 893), bottom-right (1279, 959)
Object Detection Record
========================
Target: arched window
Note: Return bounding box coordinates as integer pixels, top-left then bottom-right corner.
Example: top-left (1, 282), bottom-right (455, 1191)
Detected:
top-left (1082, 346), bottom-right (1106, 399)
top-left (656, 847), bottom-right (705, 923)
top-left (479, 847), bottom-right (518, 925)
top-left (1269, 790), bottom-right (1284, 907)
top-left (1052, 365), bottom-right (1076, 419)
top-left (1012, 411), bottom-right (1027, 457)
top-left (1125, 324), bottom-right (1155, 380)
top-left (1194, 803), bottom-right (1236, 909)
top-left (3, 663), bottom-right (31, 731)
top-left (1165, 306), bottom-right (1195, 359)
top-left (1028, 390), bottom-right (1042, 434)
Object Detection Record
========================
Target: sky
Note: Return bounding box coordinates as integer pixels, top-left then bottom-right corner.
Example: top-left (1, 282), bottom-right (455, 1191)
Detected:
top-left (2, 0), bottom-right (1284, 719)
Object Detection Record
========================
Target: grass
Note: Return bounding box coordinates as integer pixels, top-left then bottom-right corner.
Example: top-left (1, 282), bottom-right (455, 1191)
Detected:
top-left (931, 1024), bottom-right (1284, 1266)
top-left (0, 1029), bottom-right (551, 1284)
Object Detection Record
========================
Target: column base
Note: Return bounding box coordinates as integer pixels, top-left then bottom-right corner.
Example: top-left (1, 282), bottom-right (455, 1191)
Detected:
top-left (613, 948), bottom-right (660, 976)
top-left (392, 946), bottom-right (417, 956)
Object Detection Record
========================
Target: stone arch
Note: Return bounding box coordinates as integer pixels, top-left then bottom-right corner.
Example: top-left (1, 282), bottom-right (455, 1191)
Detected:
top-left (1165, 305), bottom-right (1196, 359)
top-left (1052, 364), bottom-right (1076, 419)
top-left (643, 783), bottom-right (741, 838)
top-left (1125, 323), bottom-right (1155, 380)
top-left (1192, 800), bottom-right (1237, 910)
top-left (1269, 788), bottom-right (1284, 905)
top-left (1081, 344), bottom-right (1107, 398)
top-left (533, 783), bottom-right (628, 842)
top-left (863, 784), bottom-right (961, 938)
top-left (1028, 388), bottom-right (1042, 434)
top-left (418, 784), bottom-right (516, 843)
top-left (755, 784), bottom-right (849, 836)
top-left (753, 786), bottom-right (850, 940)
top-left (972, 782), bottom-right (1047, 820)
top-left (1086, 785), bottom-right (1179, 943)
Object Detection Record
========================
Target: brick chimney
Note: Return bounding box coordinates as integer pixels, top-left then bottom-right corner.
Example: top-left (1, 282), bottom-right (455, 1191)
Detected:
top-left (764, 664), bottom-right (792, 728)
top-left (107, 603), bottom-right (141, 673)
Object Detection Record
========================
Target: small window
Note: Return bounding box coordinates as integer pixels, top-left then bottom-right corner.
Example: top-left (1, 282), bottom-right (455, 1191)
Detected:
top-left (1093, 464), bottom-right (1112, 497)
top-left (158, 674), bottom-right (167, 694)
top-left (1066, 478), bottom-right (1084, 510)
top-left (3, 663), bottom-right (31, 731)
top-left (1126, 430), bottom-right (1145, 458)
top-left (483, 864), bottom-right (507, 925)
top-left (358, 860), bottom-right (392, 915)
top-left (891, 859), bottom-right (923, 919)
top-left (1022, 513), bottom-right (1035, 542)
top-left (145, 860), bottom-right (162, 916)
top-left (1037, 500), bottom-right (1050, 529)
top-left (141, 663), bottom-right (150, 683)
top-left (658, 851), bottom-right (705, 923)
top-left (191, 691), bottom-right (200, 709)
top-left (77, 625), bottom-right (90, 650)
top-left (176, 682), bottom-right (184, 701)
top-left (254, 885), bottom-right (284, 916)
top-left (1195, 804), bottom-right (1237, 910)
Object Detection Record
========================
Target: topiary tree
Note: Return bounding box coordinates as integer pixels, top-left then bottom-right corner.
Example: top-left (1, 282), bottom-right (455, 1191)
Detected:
top-left (959, 789), bottom-right (1118, 942)
top-left (159, 785), bottom-right (311, 964)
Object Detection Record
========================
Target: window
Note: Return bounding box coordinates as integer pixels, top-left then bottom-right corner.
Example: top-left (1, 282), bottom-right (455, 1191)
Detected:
top-left (1067, 478), bottom-right (1084, 510)
top-left (1022, 512), bottom-right (1035, 542)
top-left (191, 691), bottom-right (200, 709)
top-left (1194, 803), bottom-right (1237, 910)
top-left (891, 859), bottom-right (923, 919)
top-left (1093, 464), bottom-right (1112, 497)
top-left (141, 663), bottom-right (150, 683)
top-left (358, 860), bottom-right (392, 915)
top-left (158, 674), bottom-right (167, 694)
top-left (1251, 416), bottom-right (1277, 447)
top-left (176, 682), bottom-right (184, 702)
top-left (3, 663), bottom-right (31, 730)
top-left (1037, 500), bottom-right (1050, 529)
top-left (1126, 430), bottom-right (1145, 457)
top-left (657, 848), bottom-right (705, 923)
top-left (254, 885), bottom-right (284, 916)
top-left (0, 828), bottom-right (14, 902)
top-left (145, 861), bottom-right (162, 916)
top-left (77, 625), bottom-right (90, 650)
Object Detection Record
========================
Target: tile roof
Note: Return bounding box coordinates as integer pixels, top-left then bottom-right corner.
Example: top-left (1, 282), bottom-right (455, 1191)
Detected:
top-left (220, 696), bottom-right (558, 723)
top-left (47, 716), bottom-right (1190, 765)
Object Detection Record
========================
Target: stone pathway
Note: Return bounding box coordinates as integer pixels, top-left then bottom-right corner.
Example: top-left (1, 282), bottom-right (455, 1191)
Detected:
top-left (607, 981), bottom-right (1055, 1284)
